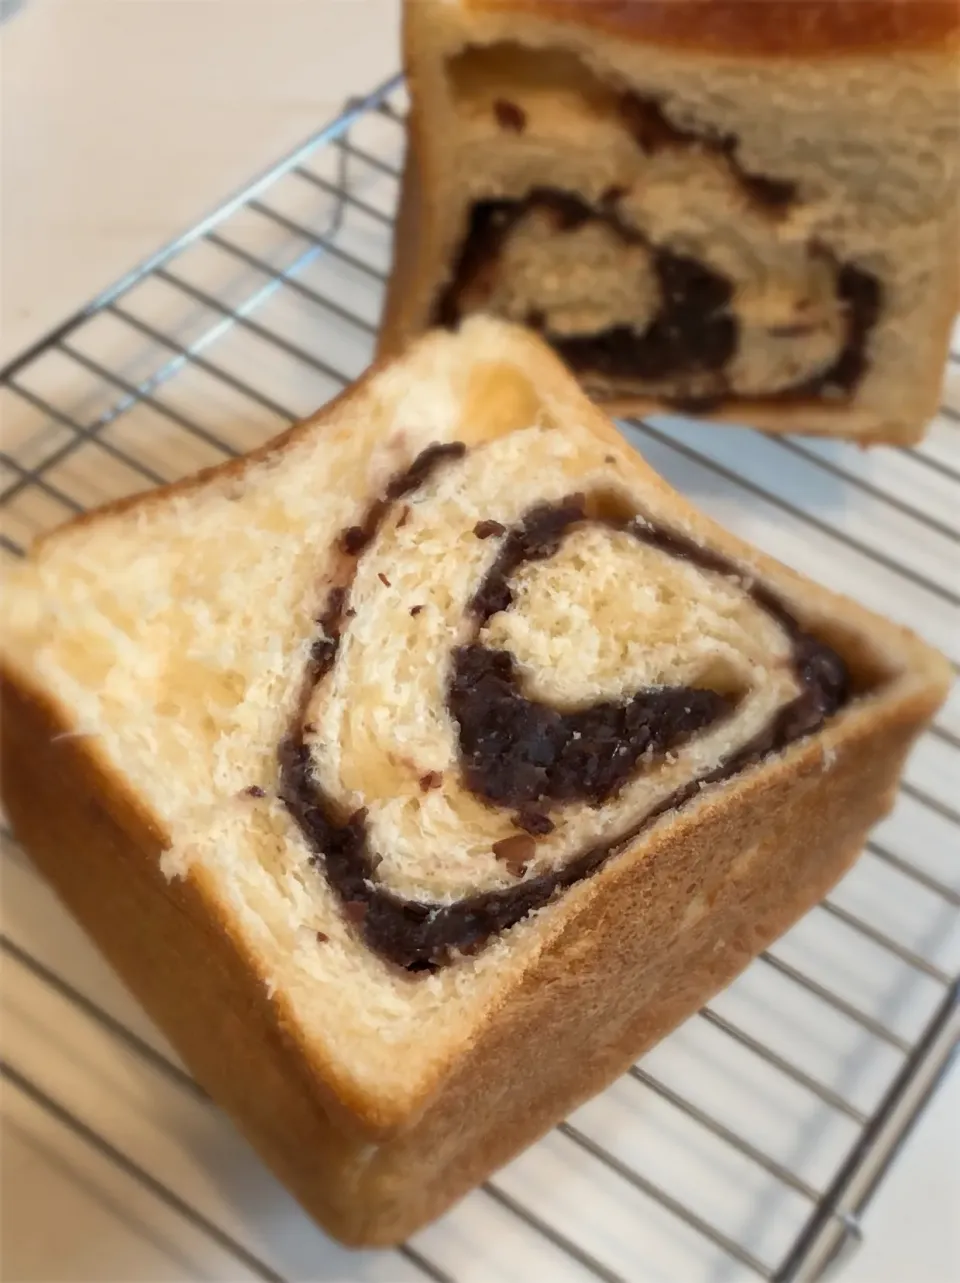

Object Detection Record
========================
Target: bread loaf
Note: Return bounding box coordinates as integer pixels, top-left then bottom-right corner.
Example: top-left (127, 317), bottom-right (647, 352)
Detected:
top-left (1, 318), bottom-right (950, 1244)
top-left (381, 0), bottom-right (960, 443)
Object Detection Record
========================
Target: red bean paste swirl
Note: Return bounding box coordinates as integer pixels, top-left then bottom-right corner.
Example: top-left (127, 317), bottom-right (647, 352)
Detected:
top-left (278, 448), bottom-right (849, 971)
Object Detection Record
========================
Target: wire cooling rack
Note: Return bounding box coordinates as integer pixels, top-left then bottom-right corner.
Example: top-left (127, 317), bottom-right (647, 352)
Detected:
top-left (2, 75), bottom-right (959, 1283)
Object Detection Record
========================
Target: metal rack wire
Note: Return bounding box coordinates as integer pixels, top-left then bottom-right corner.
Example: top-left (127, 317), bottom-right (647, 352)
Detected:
top-left (2, 75), bottom-right (958, 1283)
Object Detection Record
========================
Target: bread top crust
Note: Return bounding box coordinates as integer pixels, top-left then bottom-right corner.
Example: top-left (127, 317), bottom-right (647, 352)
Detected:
top-left (465, 0), bottom-right (960, 56)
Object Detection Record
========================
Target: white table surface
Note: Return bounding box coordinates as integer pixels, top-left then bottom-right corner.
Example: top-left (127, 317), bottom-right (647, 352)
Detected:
top-left (1, 3), bottom-right (957, 1281)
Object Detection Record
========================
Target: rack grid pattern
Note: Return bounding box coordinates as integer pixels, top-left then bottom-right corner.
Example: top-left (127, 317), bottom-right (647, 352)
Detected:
top-left (2, 76), bottom-right (958, 1283)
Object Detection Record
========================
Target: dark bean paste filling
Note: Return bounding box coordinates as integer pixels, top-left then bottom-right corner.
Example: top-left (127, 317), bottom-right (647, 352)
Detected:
top-left (433, 179), bottom-right (880, 412)
top-left (278, 451), bottom-right (850, 972)
top-left (450, 498), bottom-right (733, 809)
top-left (451, 644), bottom-right (730, 810)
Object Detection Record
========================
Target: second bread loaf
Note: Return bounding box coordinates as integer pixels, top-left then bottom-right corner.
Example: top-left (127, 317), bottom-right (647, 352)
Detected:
top-left (383, 0), bottom-right (960, 443)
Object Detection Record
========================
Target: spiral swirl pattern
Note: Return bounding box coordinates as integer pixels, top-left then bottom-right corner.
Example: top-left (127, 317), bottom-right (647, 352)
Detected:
top-left (279, 435), bottom-right (847, 969)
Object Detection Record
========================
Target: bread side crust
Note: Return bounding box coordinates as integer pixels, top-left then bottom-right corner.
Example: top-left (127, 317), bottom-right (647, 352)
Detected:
top-left (378, 146), bottom-right (426, 364)
top-left (466, 0), bottom-right (960, 57)
top-left (0, 674), bottom-right (386, 1236)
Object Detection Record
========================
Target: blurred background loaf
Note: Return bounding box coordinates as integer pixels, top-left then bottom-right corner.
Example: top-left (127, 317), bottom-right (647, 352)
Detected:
top-left (383, 0), bottom-right (960, 443)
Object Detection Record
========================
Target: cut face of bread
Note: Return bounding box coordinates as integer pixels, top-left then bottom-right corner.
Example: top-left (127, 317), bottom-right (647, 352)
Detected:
top-left (382, 0), bottom-right (960, 442)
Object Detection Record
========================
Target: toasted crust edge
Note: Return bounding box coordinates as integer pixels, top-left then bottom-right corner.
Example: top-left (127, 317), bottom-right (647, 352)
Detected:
top-left (464, 0), bottom-right (960, 57)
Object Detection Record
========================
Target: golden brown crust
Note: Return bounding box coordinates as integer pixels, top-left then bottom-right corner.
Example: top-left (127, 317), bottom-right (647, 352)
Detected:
top-left (597, 390), bottom-right (943, 444)
top-left (467, 0), bottom-right (960, 56)
top-left (0, 675), bottom-right (379, 1238)
top-left (376, 163), bottom-right (426, 365)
